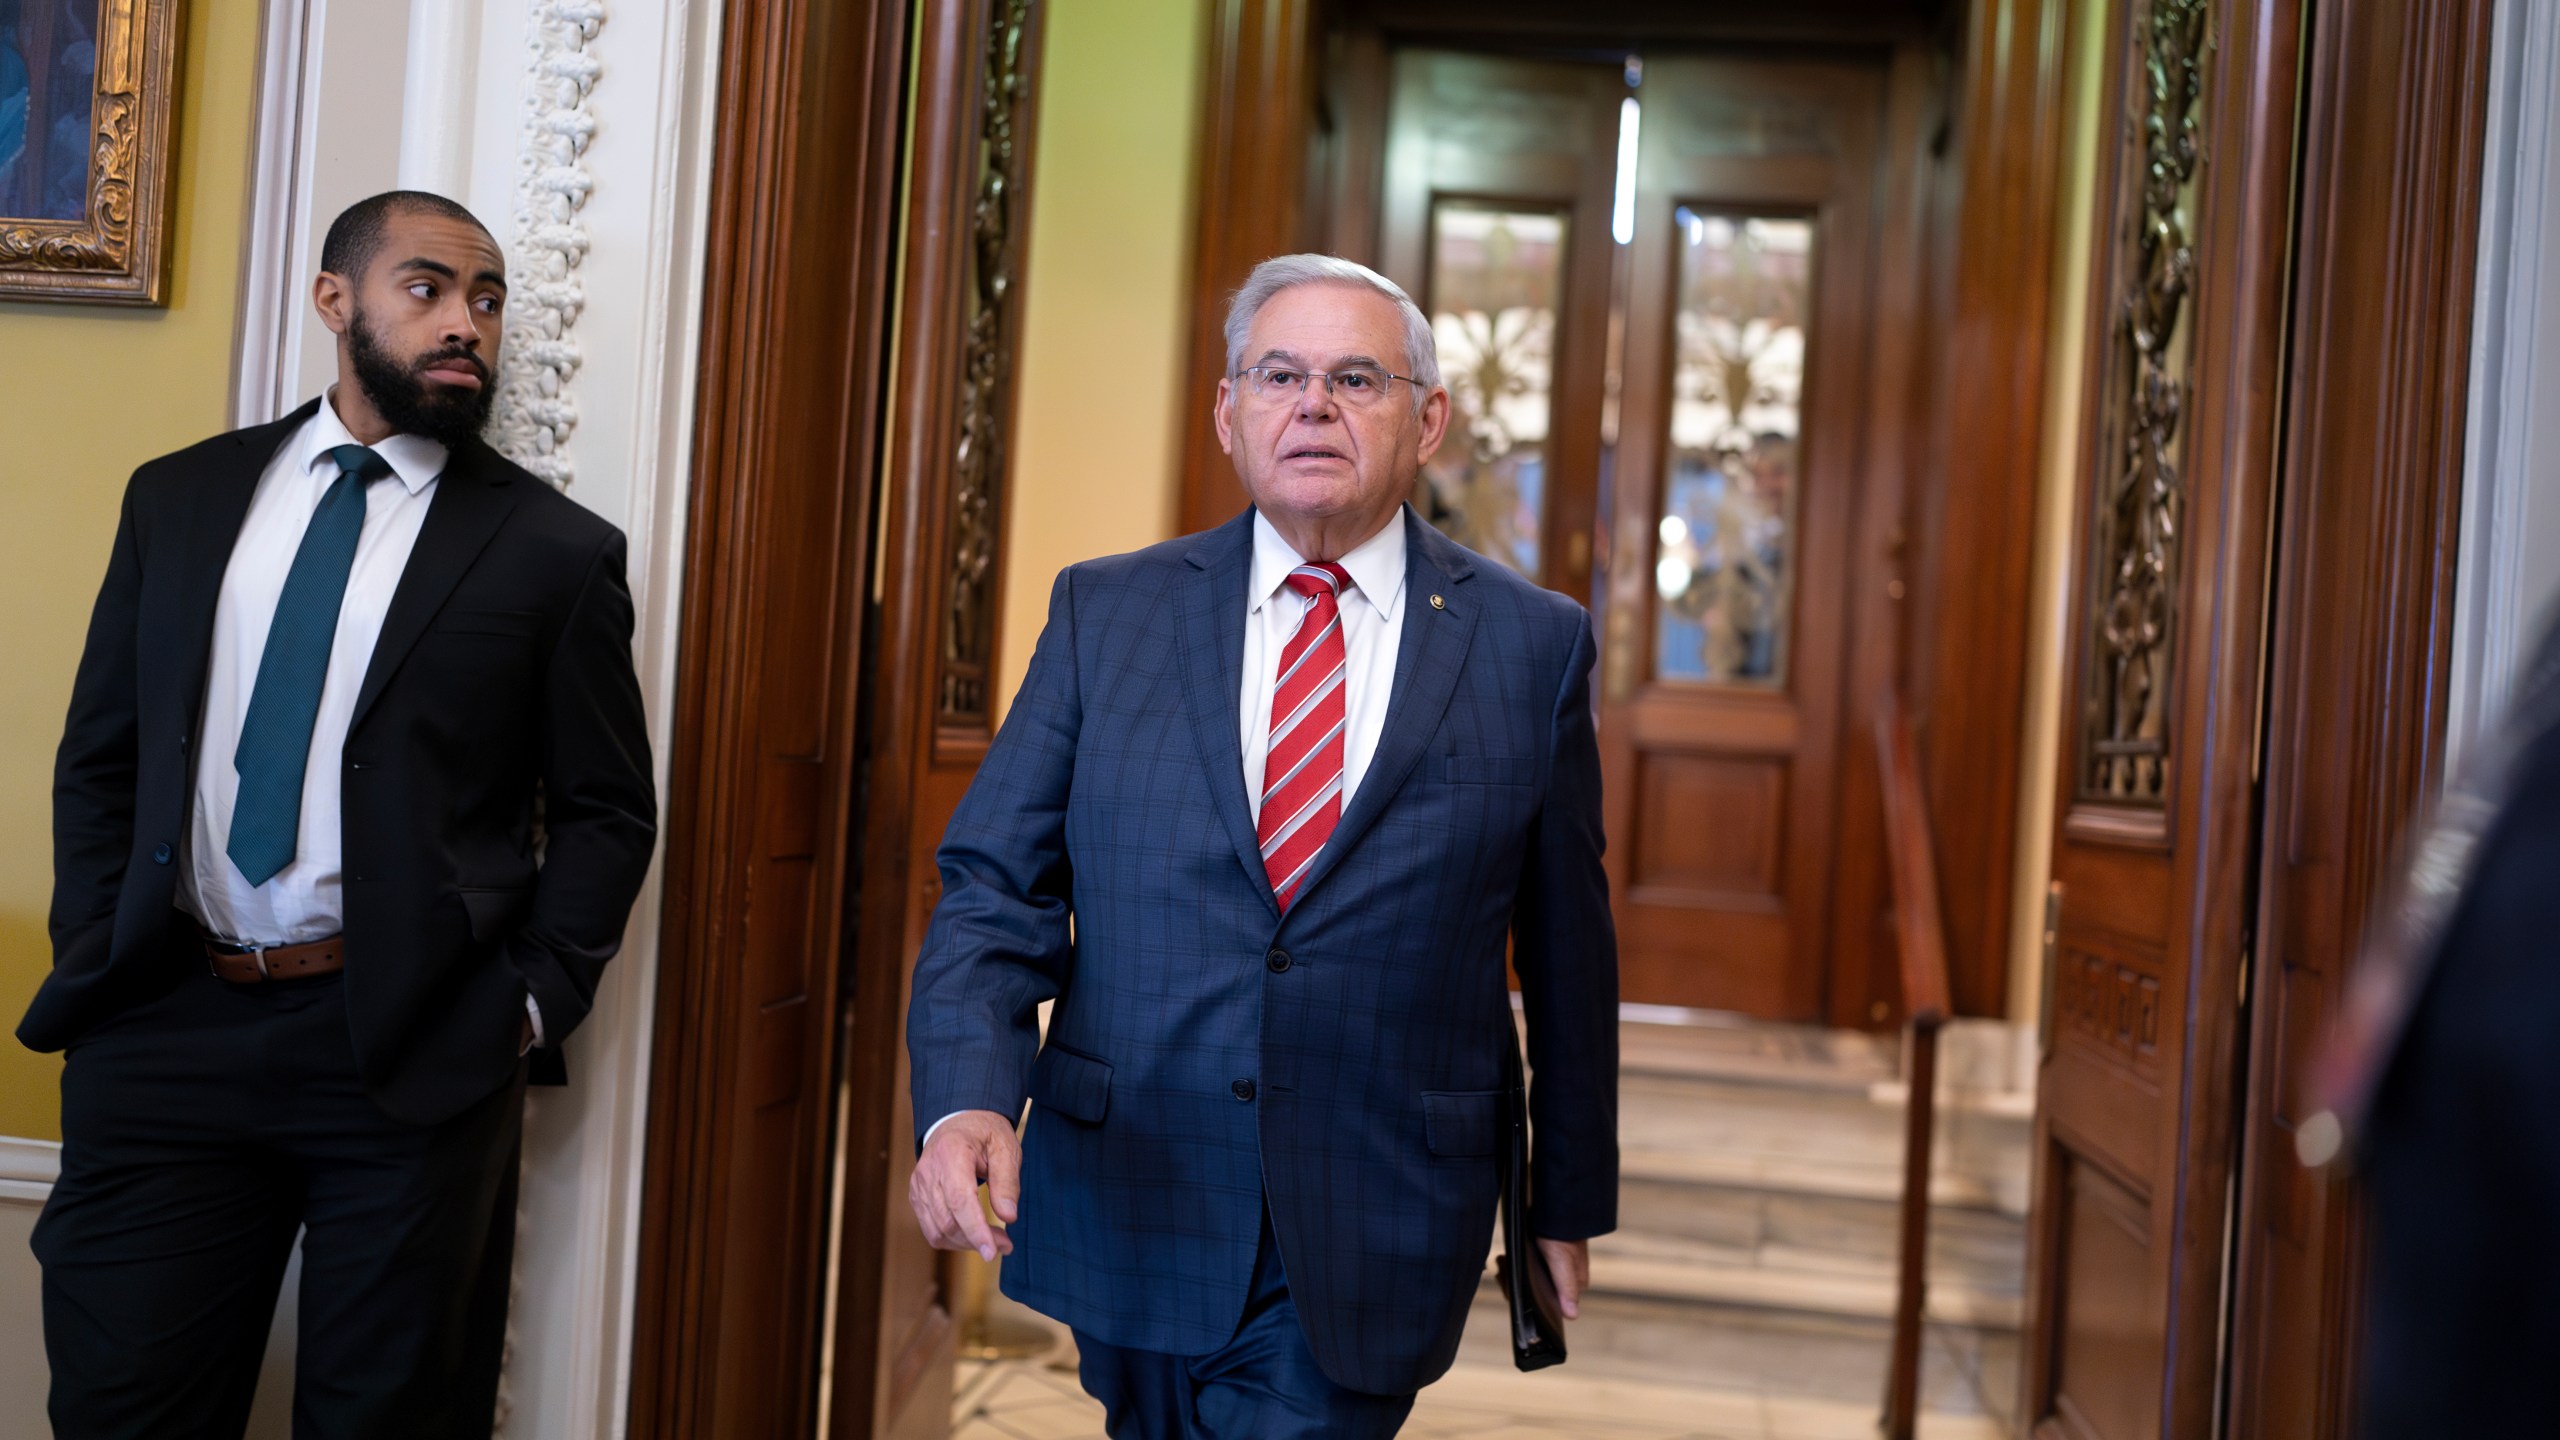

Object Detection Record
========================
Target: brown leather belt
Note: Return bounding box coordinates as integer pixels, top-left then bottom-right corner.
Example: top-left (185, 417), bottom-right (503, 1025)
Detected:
top-left (202, 931), bottom-right (346, 984)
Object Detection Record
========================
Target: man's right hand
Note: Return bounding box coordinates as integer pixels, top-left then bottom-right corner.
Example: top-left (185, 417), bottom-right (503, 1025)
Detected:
top-left (909, 1109), bottom-right (1021, 1262)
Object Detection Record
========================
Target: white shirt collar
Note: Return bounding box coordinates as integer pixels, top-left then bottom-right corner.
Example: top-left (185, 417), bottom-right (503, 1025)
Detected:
top-left (302, 388), bottom-right (449, 497)
top-left (1250, 506), bottom-right (1409, 622)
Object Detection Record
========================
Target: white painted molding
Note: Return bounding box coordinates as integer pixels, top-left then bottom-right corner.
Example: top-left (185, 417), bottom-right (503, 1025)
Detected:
top-left (233, 0), bottom-right (321, 429)
top-left (497, 0), bottom-right (722, 1431)
top-left (399, 0), bottom-right (484, 195)
top-left (0, 1136), bottom-right (60, 1206)
top-left (488, 2), bottom-right (606, 489)
top-left (2451, 0), bottom-right (2560, 768)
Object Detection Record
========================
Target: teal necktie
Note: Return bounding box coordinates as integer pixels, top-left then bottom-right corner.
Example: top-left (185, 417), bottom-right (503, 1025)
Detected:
top-left (227, 444), bottom-right (395, 887)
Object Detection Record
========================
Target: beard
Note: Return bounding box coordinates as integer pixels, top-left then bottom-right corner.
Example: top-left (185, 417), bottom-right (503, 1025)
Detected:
top-left (347, 306), bottom-right (496, 448)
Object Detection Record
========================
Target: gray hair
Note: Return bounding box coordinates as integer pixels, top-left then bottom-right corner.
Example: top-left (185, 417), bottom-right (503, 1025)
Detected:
top-left (1223, 254), bottom-right (1443, 396)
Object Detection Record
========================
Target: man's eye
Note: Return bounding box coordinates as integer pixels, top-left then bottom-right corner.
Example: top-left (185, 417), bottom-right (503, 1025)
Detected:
top-left (410, 283), bottom-right (435, 299)
top-left (1265, 370), bottom-right (1302, 387)
top-left (1339, 372), bottom-right (1376, 391)
top-left (476, 296), bottom-right (501, 314)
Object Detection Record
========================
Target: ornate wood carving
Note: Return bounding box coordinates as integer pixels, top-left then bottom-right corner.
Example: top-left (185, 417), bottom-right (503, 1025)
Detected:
top-left (938, 0), bottom-right (1041, 732)
top-left (0, 0), bottom-right (184, 304)
top-left (2056, 944), bottom-right (2163, 1074)
top-left (2079, 0), bottom-right (2210, 807)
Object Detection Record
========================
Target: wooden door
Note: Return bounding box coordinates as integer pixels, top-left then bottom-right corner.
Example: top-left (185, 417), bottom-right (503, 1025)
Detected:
top-left (1373, 50), bottom-right (1621, 604)
top-left (631, 1), bottom-right (911, 1435)
top-left (2017, 1), bottom-right (2304, 1435)
top-left (1601, 57), bottom-right (1886, 1019)
top-left (2223, 2), bottom-right (2492, 1435)
top-left (831, 3), bottom-right (1047, 1437)
top-left (636, 3), bottom-right (1043, 1437)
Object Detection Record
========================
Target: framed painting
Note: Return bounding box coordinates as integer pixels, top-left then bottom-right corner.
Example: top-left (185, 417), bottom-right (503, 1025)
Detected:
top-left (0, 0), bottom-right (183, 304)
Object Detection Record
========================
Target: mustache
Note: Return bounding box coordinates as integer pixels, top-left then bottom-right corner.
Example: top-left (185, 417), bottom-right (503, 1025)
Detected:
top-left (414, 347), bottom-right (488, 380)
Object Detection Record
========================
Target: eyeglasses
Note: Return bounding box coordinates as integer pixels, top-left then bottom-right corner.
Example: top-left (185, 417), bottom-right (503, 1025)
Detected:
top-left (1234, 364), bottom-right (1423, 409)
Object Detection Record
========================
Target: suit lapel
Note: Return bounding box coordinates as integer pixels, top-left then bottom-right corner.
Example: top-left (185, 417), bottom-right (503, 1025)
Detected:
top-left (1178, 512), bottom-right (1279, 917)
top-left (349, 440), bottom-right (521, 731)
top-left (168, 401), bottom-right (323, 724)
top-left (1285, 510), bottom-right (1479, 913)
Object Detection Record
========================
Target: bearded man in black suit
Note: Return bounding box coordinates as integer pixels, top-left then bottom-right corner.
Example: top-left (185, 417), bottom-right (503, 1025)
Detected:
top-left (19, 191), bottom-right (657, 1440)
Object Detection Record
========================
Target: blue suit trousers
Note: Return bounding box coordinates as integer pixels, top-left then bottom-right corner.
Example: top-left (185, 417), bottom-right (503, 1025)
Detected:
top-left (1074, 1210), bottom-right (1418, 1440)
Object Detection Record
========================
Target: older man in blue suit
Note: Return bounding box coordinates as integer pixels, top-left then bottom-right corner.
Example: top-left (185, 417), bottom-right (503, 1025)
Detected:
top-left (905, 254), bottom-right (1619, 1437)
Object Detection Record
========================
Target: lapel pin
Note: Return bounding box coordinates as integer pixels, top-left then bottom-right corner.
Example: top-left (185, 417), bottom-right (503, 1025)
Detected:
top-left (1430, 594), bottom-right (1446, 610)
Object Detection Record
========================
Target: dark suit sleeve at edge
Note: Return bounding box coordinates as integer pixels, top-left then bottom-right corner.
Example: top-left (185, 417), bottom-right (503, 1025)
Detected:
top-left (905, 567), bottom-right (1083, 1147)
top-left (1510, 614), bottom-right (1620, 1241)
top-left (510, 529), bottom-right (658, 1045)
top-left (35, 474), bottom-right (148, 1036)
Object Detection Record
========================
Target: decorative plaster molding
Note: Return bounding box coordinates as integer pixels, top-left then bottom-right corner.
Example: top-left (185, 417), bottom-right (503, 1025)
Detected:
top-left (490, 2), bottom-right (606, 488)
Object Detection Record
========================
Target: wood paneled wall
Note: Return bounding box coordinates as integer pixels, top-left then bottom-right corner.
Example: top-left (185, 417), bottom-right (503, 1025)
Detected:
top-left (1898, 0), bottom-right (2075, 1019)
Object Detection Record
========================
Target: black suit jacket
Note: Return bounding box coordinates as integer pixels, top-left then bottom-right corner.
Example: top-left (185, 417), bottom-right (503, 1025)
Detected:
top-left (18, 399), bottom-right (658, 1125)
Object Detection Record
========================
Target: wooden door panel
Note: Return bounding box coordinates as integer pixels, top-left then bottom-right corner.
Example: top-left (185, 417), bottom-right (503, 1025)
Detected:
top-left (1602, 56), bottom-right (1884, 1020)
top-left (2043, 1154), bottom-right (2164, 1440)
top-left (1630, 751), bottom-right (1787, 898)
top-left (2017, 0), bottom-right (2304, 1434)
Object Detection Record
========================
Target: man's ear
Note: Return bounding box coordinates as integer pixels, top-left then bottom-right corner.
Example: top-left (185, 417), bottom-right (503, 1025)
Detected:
top-left (1411, 385), bottom-right (1453, 468)
top-left (313, 270), bottom-right (353, 336)
top-left (1213, 377), bottom-right (1238, 456)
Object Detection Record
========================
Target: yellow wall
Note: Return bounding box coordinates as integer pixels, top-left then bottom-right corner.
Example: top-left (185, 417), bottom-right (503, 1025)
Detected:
top-left (996, 0), bottom-right (1206, 714)
top-left (2006, 0), bottom-right (2114, 1028)
top-left (0, 0), bottom-right (261, 1141)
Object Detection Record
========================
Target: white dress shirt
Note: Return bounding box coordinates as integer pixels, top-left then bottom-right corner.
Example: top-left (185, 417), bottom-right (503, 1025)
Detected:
top-left (1240, 508), bottom-right (1406, 819)
top-left (924, 507), bottom-right (1410, 1149)
top-left (179, 393), bottom-right (445, 947)
top-left (176, 394), bottom-right (549, 1047)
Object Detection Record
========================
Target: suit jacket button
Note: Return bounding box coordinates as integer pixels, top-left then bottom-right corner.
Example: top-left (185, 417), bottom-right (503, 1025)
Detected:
top-left (152, 843), bottom-right (172, 865)
top-left (1231, 1079), bottom-right (1257, 1102)
top-left (1265, 948), bottom-right (1291, 973)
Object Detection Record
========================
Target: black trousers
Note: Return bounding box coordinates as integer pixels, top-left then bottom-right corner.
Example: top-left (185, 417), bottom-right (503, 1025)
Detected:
top-left (34, 964), bottom-right (525, 1440)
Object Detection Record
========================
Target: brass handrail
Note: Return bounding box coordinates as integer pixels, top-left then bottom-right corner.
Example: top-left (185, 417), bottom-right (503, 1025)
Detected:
top-left (1875, 691), bottom-right (1952, 1440)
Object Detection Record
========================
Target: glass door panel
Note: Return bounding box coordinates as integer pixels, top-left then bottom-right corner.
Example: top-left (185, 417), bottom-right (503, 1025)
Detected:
top-left (1654, 210), bottom-right (1815, 687)
top-left (1421, 204), bottom-right (1566, 580)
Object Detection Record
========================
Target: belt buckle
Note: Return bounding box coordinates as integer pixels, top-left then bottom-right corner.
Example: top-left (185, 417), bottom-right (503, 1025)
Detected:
top-left (210, 941), bottom-right (271, 982)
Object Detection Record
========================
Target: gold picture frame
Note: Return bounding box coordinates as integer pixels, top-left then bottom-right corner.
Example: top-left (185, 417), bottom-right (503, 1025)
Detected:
top-left (0, 0), bottom-right (185, 305)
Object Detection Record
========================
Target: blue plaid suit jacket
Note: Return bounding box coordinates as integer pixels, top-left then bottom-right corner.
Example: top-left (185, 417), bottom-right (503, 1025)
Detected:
top-left (907, 506), bottom-right (1619, 1395)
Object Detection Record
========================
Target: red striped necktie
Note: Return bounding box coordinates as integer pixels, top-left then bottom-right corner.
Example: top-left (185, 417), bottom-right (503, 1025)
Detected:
top-left (1259, 562), bottom-right (1352, 911)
